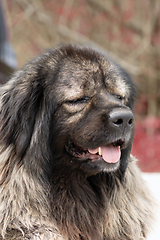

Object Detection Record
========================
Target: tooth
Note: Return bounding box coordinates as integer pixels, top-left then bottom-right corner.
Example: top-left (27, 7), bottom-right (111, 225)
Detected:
top-left (98, 147), bottom-right (102, 156)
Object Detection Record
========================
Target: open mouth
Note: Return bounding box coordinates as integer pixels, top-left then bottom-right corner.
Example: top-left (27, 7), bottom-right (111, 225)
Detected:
top-left (65, 139), bottom-right (124, 164)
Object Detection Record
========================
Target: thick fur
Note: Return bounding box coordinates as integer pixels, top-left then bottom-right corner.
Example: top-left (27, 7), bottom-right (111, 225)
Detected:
top-left (0, 45), bottom-right (155, 240)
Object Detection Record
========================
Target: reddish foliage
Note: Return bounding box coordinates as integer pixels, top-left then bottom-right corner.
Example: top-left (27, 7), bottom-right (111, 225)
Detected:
top-left (152, 33), bottom-right (160, 46)
top-left (132, 116), bottom-right (160, 172)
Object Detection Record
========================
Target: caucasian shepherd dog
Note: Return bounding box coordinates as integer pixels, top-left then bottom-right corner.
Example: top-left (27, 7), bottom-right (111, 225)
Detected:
top-left (0, 45), bottom-right (155, 240)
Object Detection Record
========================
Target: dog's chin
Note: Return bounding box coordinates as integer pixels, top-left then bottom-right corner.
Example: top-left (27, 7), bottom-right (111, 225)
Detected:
top-left (79, 159), bottom-right (120, 176)
top-left (65, 139), bottom-right (122, 175)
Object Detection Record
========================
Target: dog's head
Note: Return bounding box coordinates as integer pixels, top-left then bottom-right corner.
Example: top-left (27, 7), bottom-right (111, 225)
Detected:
top-left (0, 45), bottom-right (136, 180)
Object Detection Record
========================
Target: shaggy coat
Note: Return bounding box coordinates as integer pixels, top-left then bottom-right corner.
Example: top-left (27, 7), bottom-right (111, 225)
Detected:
top-left (0, 45), bottom-right (155, 240)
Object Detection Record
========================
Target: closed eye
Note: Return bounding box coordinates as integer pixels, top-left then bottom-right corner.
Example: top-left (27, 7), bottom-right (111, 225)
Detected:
top-left (63, 96), bottom-right (90, 113)
top-left (66, 96), bottom-right (90, 104)
top-left (114, 95), bottom-right (126, 105)
top-left (115, 95), bottom-right (125, 101)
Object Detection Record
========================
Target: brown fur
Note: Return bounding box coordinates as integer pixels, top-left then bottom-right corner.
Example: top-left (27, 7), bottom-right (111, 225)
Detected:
top-left (0, 45), bottom-right (155, 239)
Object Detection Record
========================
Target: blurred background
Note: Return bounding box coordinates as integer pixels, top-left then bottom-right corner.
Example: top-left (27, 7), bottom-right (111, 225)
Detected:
top-left (1, 0), bottom-right (160, 172)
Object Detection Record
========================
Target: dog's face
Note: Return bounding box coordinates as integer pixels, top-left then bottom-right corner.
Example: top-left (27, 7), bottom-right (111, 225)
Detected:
top-left (45, 46), bottom-right (136, 176)
top-left (0, 45), bottom-right (136, 179)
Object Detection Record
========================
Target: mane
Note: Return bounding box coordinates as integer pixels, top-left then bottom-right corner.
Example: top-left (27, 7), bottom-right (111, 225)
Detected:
top-left (0, 148), bottom-right (154, 239)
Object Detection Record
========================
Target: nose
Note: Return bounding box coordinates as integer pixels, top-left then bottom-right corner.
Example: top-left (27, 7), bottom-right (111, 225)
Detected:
top-left (109, 108), bottom-right (134, 128)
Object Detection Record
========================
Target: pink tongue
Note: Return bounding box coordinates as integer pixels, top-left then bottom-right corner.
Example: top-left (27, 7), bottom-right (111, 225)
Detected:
top-left (88, 145), bottom-right (121, 163)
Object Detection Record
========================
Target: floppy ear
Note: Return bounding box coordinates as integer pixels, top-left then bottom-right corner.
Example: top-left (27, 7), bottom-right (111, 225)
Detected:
top-left (0, 69), bottom-right (44, 158)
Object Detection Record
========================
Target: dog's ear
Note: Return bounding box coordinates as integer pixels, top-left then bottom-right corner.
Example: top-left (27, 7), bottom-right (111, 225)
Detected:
top-left (0, 68), bottom-right (44, 158)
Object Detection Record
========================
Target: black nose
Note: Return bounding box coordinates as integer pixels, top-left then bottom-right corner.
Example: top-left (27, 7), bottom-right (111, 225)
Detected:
top-left (109, 108), bottom-right (134, 128)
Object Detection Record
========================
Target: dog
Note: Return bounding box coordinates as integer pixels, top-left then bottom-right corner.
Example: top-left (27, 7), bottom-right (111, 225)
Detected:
top-left (0, 45), bottom-right (155, 240)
